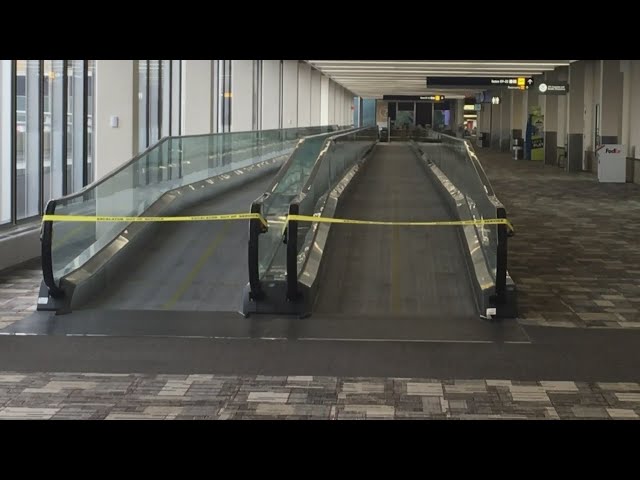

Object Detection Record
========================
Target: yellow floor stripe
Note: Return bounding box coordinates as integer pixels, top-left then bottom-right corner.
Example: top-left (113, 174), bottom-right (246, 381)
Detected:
top-left (161, 221), bottom-right (232, 310)
top-left (391, 221), bottom-right (402, 313)
top-left (52, 223), bottom-right (92, 249)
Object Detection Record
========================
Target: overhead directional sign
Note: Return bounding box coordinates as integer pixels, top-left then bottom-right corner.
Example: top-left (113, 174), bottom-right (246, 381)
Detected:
top-left (382, 95), bottom-right (445, 101)
top-left (538, 82), bottom-right (569, 95)
top-left (426, 76), bottom-right (534, 90)
top-left (420, 95), bottom-right (445, 101)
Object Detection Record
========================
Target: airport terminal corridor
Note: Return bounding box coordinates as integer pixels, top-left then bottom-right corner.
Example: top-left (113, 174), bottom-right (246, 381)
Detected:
top-left (1, 58), bottom-right (639, 421)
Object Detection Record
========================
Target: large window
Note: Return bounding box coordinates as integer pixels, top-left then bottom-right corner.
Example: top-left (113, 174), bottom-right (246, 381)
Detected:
top-left (138, 60), bottom-right (148, 152)
top-left (161, 60), bottom-right (171, 138)
top-left (66, 60), bottom-right (85, 193)
top-left (217, 60), bottom-right (232, 133)
top-left (138, 60), bottom-right (180, 153)
top-left (0, 60), bottom-right (12, 225)
top-left (1, 59), bottom-right (95, 228)
top-left (43, 60), bottom-right (64, 206)
top-left (87, 60), bottom-right (95, 185)
top-left (16, 60), bottom-right (40, 220)
top-left (148, 60), bottom-right (160, 144)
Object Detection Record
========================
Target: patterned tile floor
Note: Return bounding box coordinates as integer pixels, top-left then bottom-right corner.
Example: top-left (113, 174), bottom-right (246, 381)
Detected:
top-left (0, 258), bottom-right (40, 331)
top-left (0, 373), bottom-right (638, 419)
top-left (478, 149), bottom-right (640, 329)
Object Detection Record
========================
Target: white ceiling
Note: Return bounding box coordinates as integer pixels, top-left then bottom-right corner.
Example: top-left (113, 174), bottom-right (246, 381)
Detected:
top-left (306, 60), bottom-right (573, 99)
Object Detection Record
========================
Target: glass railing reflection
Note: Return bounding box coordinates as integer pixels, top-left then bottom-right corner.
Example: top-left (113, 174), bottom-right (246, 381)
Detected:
top-left (47, 126), bottom-right (336, 286)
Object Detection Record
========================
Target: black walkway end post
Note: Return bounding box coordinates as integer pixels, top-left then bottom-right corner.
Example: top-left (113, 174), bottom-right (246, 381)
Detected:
top-left (248, 202), bottom-right (264, 301)
top-left (286, 203), bottom-right (299, 302)
top-left (495, 207), bottom-right (508, 305)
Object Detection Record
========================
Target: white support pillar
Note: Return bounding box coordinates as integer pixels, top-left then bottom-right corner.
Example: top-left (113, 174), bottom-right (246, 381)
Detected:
top-left (556, 66), bottom-right (569, 151)
top-left (297, 62), bottom-right (311, 127)
top-left (181, 60), bottom-right (212, 135)
top-left (567, 61), bottom-right (586, 171)
top-left (230, 60), bottom-right (253, 132)
top-left (320, 76), bottom-right (329, 126)
top-left (0, 60), bottom-right (12, 223)
top-left (582, 60), bottom-right (597, 171)
top-left (343, 87), bottom-right (347, 124)
top-left (630, 61), bottom-right (640, 182)
top-left (328, 80), bottom-right (336, 125)
top-left (282, 60), bottom-right (298, 128)
top-left (94, 60), bottom-right (137, 180)
top-left (456, 100), bottom-right (464, 132)
top-left (543, 69), bottom-right (559, 165)
top-left (310, 69), bottom-right (321, 126)
top-left (333, 83), bottom-right (342, 125)
top-left (261, 60), bottom-right (281, 130)
top-left (510, 89), bottom-right (524, 139)
top-left (600, 60), bottom-right (623, 144)
top-left (499, 91), bottom-right (511, 151)
top-left (337, 83), bottom-right (342, 124)
top-left (490, 90), bottom-right (500, 149)
top-left (620, 59), bottom-right (640, 173)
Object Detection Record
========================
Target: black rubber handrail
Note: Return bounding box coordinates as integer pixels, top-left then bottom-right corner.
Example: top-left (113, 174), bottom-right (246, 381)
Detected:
top-left (40, 199), bottom-right (63, 298)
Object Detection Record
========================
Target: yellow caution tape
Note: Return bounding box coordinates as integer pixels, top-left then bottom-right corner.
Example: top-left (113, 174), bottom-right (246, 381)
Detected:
top-left (287, 214), bottom-right (514, 232)
top-left (42, 213), bottom-right (269, 228)
top-left (42, 213), bottom-right (513, 233)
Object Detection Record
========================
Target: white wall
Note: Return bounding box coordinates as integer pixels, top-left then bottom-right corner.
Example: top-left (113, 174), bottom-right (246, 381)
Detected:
top-left (336, 89), bottom-right (341, 126)
top-left (583, 60), bottom-right (596, 153)
top-left (181, 60), bottom-right (212, 135)
top-left (337, 84), bottom-right (342, 124)
top-left (210, 60), bottom-right (218, 133)
top-left (94, 60), bottom-right (137, 180)
top-left (310, 69), bottom-right (321, 126)
top-left (567, 61), bottom-right (585, 135)
top-left (336, 84), bottom-right (343, 124)
top-left (0, 60), bottom-right (11, 224)
top-left (297, 62), bottom-right (311, 127)
top-left (282, 60), bottom-right (298, 128)
top-left (543, 70), bottom-right (558, 133)
top-left (510, 89), bottom-right (524, 132)
top-left (600, 60), bottom-right (623, 140)
top-left (346, 89), bottom-right (352, 124)
top-left (320, 76), bottom-right (329, 126)
top-left (557, 95), bottom-right (567, 146)
top-left (499, 89), bottom-right (511, 149)
top-left (556, 67), bottom-right (568, 147)
top-left (328, 80), bottom-right (336, 124)
top-left (623, 60), bottom-right (640, 158)
top-left (262, 60), bottom-right (280, 130)
top-left (231, 60), bottom-right (253, 132)
top-left (171, 60), bottom-right (181, 135)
